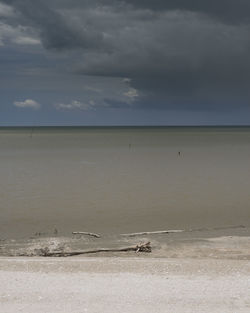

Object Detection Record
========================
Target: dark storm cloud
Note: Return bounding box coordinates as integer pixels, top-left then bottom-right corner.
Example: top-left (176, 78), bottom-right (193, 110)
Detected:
top-left (1, 0), bottom-right (104, 50)
top-left (124, 0), bottom-right (250, 24)
top-left (2, 0), bottom-right (250, 110)
top-left (46, 0), bottom-right (250, 23)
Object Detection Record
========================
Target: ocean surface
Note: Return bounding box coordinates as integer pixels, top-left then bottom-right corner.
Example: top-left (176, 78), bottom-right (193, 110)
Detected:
top-left (0, 126), bottom-right (250, 256)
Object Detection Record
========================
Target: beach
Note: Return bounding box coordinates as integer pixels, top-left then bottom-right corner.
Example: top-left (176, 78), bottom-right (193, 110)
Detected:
top-left (1, 235), bottom-right (250, 312)
top-left (1, 256), bottom-right (250, 313)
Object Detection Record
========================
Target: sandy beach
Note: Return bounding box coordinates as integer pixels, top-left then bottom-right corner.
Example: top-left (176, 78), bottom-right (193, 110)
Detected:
top-left (1, 256), bottom-right (250, 313)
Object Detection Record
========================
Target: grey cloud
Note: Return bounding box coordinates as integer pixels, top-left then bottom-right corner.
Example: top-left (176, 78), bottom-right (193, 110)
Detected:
top-left (75, 11), bottom-right (250, 108)
top-left (14, 0), bottom-right (250, 24)
top-left (0, 2), bottom-right (15, 17)
top-left (35, 0), bottom-right (250, 23)
top-left (1, 0), bottom-right (104, 50)
top-left (78, 11), bottom-right (250, 75)
top-left (0, 21), bottom-right (40, 46)
top-left (2, 0), bottom-right (250, 110)
top-left (123, 0), bottom-right (250, 24)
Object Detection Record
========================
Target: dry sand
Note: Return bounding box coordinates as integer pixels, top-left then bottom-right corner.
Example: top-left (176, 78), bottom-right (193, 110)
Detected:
top-left (1, 256), bottom-right (250, 313)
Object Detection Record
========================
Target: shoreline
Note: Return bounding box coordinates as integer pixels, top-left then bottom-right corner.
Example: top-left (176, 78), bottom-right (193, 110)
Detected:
top-left (1, 234), bottom-right (250, 260)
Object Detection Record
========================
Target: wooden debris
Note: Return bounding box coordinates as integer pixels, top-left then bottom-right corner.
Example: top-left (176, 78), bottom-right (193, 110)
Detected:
top-left (72, 232), bottom-right (101, 238)
top-left (120, 225), bottom-right (246, 237)
top-left (121, 230), bottom-right (184, 237)
top-left (39, 242), bottom-right (151, 257)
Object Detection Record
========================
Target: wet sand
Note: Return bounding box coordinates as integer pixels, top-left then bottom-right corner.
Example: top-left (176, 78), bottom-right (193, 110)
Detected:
top-left (1, 256), bottom-right (250, 313)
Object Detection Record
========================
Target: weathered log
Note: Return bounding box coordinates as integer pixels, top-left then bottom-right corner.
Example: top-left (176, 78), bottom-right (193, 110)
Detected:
top-left (39, 242), bottom-right (151, 257)
top-left (121, 230), bottom-right (184, 237)
top-left (72, 232), bottom-right (101, 238)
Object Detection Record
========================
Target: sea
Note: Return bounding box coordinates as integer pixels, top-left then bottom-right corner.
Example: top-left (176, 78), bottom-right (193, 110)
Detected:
top-left (0, 126), bottom-right (250, 256)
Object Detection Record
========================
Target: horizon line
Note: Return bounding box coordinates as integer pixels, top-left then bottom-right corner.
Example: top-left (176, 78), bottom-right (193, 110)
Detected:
top-left (1, 125), bottom-right (250, 128)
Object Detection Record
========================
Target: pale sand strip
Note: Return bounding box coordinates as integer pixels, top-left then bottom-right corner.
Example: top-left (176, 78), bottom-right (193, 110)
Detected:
top-left (0, 257), bottom-right (250, 313)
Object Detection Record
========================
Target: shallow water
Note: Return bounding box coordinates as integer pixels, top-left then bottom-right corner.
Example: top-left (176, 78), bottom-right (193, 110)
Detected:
top-left (0, 126), bottom-right (250, 255)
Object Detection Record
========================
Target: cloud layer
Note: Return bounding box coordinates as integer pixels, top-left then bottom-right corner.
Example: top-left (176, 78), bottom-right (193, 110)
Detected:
top-left (2, 0), bottom-right (250, 112)
top-left (14, 99), bottom-right (40, 109)
top-left (55, 100), bottom-right (96, 110)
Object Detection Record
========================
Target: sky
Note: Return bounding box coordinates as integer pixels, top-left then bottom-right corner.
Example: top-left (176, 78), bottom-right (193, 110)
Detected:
top-left (0, 0), bottom-right (250, 125)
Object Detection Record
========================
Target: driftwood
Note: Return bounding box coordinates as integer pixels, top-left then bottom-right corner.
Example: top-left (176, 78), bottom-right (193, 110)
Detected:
top-left (72, 224), bottom-right (245, 239)
top-left (120, 225), bottom-right (245, 237)
top-left (72, 232), bottom-right (101, 238)
top-left (121, 230), bottom-right (184, 237)
top-left (39, 242), bottom-right (151, 257)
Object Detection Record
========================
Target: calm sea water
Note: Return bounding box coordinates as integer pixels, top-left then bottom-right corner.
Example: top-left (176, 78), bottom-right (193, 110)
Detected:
top-left (0, 127), bottom-right (250, 246)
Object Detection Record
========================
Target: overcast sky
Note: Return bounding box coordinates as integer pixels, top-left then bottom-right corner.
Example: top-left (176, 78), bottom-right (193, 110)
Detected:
top-left (0, 0), bottom-right (250, 125)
